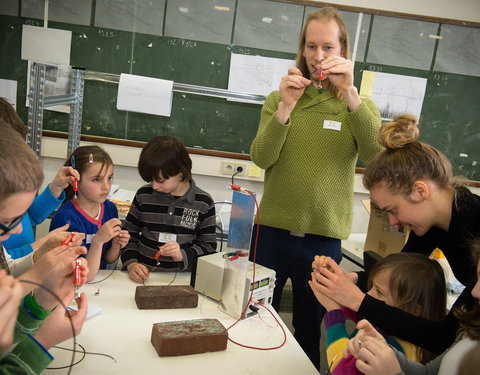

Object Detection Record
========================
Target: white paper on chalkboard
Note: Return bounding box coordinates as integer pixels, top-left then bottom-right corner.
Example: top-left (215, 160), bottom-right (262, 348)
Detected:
top-left (117, 73), bottom-right (173, 117)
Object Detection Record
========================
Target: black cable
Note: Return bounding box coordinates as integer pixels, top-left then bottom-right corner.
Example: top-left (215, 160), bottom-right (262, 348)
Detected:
top-left (143, 266), bottom-right (177, 286)
top-left (216, 224), bottom-right (224, 252)
top-left (51, 343), bottom-right (117, 368)
top-left (231, 170), bottom-right (240, 185)
top-left (19, 279), bottom-right (76, 375)
top-left (47, 343), bottom-right (86, 369)
top-left (167, 269), bottom-right (177, 286)
top-left (86, 268), bottom-right (115, 284)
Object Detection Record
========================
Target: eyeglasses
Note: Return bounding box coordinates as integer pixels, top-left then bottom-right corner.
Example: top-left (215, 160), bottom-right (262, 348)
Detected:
top-left (0, 212), bottom-right (27, 236)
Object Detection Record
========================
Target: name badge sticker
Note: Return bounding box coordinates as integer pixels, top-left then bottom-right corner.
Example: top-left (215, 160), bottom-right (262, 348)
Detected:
top-left (323, 120), bottom-right (342, 131)
top-left (159, 232), bottom-right (177, 243)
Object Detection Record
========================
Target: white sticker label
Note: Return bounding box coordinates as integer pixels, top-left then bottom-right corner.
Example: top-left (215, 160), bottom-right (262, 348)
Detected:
top-left (323, 120), bottom-right (342, 131)
top-left (159, 232), bottom-right (177, 243)
top-left (86, 234), bottom-right (94, 244)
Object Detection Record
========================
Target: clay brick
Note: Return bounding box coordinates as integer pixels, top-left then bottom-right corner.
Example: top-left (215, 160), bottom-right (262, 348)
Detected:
top-left (135, 285), bottom-right (198, 309)
top-left (151, 318), bottom-right (228, 356)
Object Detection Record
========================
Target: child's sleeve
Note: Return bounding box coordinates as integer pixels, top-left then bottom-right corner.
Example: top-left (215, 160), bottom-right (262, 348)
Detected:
top-left (28, 185), bottom-right (65, 226)
top-left (0, 295), bottom-right (55, 374)
top-left (49, 211), bottom-right (86, 248)
top-left (120, 194), bottom-right (143, 268)
top-left (324, 309), bottom-right (352, 372)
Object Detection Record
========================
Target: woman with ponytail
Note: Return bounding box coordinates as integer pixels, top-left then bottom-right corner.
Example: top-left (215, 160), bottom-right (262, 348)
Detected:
top-left (310, 114), bottom-right (480, 355)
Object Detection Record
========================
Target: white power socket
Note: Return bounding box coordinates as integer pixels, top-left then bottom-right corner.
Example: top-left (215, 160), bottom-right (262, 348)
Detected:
top-left (221, 161), bottom-right (246, 176)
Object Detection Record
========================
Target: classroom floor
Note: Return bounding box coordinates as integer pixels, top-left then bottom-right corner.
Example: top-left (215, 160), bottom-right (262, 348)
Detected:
top-left (278, 282), bottom-right (326, 374)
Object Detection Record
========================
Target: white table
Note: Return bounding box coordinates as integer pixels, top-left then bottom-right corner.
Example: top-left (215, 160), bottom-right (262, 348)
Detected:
top-left (44, 270), bottom-right (318, 375)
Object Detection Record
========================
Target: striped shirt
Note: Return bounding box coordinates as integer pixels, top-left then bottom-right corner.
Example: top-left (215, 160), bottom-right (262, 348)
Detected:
top-left (121, 180), bottom-right (216, 271)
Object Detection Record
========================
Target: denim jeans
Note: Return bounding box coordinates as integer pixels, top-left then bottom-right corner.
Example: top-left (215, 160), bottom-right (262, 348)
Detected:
top-left (250, 224), bottom-right (342, 370)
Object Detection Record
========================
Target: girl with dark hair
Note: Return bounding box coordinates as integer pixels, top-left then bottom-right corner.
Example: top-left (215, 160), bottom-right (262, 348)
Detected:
top-left (50, 145), bottom-right (130, 280)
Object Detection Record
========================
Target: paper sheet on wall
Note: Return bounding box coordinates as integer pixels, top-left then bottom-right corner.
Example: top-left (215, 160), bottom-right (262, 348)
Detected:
top-left (117, 73), bottom-right (173, 117)
top-left (21, 25), bottom-right (71, 66)
top-left (227, 53), bottom-right (295, 104)
top-left (0, 79), bottom-right (17, 109)
top-left (360, 71), bottom-right (427, 121)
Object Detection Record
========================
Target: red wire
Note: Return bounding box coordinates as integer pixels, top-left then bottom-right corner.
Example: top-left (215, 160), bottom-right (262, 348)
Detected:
top-left (226, 191), bottom-right (286, 350)
top-left (227, 303), bottom-right (287, 350)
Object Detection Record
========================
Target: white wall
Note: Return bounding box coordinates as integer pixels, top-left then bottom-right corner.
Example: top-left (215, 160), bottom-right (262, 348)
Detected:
top-left (313, 0), bottom-right (480, 23)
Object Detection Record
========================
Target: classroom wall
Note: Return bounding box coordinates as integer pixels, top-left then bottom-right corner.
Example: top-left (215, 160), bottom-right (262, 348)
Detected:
top-left (38, 0), bottom-right (480, 238)
top-left (312, 0), bottom-right (480, 23)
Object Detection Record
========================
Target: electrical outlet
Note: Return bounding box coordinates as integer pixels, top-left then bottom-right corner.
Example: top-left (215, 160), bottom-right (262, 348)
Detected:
top-left (221, 161), bottom-right (246, 176)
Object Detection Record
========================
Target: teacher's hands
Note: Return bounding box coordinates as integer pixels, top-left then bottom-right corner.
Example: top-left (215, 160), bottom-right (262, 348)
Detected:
top-left (320, 56), bottom-right (354, 93)
top-left (276, 67), bottom-right (311, 124)
top-left (320, 56), bottom-right (361, 111)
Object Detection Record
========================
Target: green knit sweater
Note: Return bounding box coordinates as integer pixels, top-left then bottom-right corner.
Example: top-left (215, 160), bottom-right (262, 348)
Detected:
top-left (250, 86), bottom-right (382, 239)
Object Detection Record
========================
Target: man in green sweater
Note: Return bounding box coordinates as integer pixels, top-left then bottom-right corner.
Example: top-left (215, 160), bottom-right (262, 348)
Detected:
top-left (250, 7), bottom-right (382, 369)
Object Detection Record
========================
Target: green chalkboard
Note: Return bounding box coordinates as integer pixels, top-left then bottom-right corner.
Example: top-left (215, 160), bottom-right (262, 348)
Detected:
top-left (0, 1), bottom-right (479, 180)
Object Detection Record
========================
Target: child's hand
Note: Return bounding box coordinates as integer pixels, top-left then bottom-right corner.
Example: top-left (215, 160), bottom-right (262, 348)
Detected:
top-left (0, 271), bottom-right (23, 351)
top-left (94, 218), bottom-right (122, 244)
top-left (311, 255), bottom-right (333, 271)
top-left (158, 241), bottom-right (183, 262)
top-left (49, 166), bottom-right (80, 198)
top-left (308, 271), bottom-right (341, 311)
top-left (352, 333), bottom-right (401, 375)
top-left (127, 262), bottom-right (149, 283)
top-left (34, 291), bottom-right (88, 350)
top-left (29, 245), bottom-right (88, 310)
top-left (113, 230), bottom-right (130, 249)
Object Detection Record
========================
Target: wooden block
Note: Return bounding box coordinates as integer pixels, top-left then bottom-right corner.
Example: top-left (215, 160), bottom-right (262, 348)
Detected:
top-left (135, 285), bottom-right (198, 309)
top-left (151, 318), bottom-right (228, 356)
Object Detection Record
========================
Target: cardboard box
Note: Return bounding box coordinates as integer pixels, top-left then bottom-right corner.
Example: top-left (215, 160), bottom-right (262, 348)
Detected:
top-left (362, 200), bottom-right (409, 257)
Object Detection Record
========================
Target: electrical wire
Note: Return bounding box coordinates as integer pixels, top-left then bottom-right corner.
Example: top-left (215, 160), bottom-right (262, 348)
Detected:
top-left (225, 190), bottom-right (287, 350)
top-left (86, 268), bottom-right (115, 284)
top-left (231, 170), bottom-right (240, 185)
top-left (19, 279), bottom-right (77, 375)
top-left (167, 269), bottom-right (177, 286)
top-left (47, 344), bottom-right (86, 370)
top-left (142, 268), bottom-right (177, 286)
top-left (227, 302), bottom-right (287, 350)
top-left (49, 343), bottom-right (117, 369)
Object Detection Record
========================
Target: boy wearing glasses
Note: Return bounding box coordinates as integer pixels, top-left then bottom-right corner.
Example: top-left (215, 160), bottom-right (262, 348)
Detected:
top-left (0, 122), bottom-right (89, 374)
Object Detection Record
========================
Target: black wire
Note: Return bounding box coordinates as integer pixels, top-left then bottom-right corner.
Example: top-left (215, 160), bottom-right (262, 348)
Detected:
top-left (216, 224), bottom-right (224, 252)
top-left (167, 269), bottom-right (177, 286)
top-left (231, 170), bottom-right (240, 185)
top-left (19, 279), bottom-right (77, 375)
top-left (50, 343), bottom-right (117, 368)
top-left (86, 268), bottom-right (115, 284)
top-left (143, 266), bottom-right (177, 286)
top-left (47, 343), bottom-right (86, 369)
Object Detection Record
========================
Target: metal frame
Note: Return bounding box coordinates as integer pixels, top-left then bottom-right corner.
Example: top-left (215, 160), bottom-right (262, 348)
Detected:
top-left (27, 63), bottom-right (266, 156)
